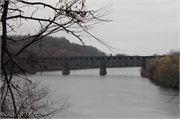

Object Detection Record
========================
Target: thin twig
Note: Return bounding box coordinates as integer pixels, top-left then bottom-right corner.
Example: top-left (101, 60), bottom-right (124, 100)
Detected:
top-left (167, 91), bottom-right (179, 103)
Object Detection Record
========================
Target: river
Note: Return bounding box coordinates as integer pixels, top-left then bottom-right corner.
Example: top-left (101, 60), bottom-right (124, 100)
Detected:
top-left (29, 67), bottom-right (179, 119)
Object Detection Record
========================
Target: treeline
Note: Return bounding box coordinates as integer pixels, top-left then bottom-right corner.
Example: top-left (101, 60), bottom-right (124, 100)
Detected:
top-left (6, 35), bottom-right (107, 73)
top-left (141, 50), bottom-right (179, 88)
top-left (7, 35), bottom-right (106, 58)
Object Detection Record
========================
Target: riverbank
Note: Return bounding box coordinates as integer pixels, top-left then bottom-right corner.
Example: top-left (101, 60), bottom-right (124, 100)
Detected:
top-left (141, 51), bottom-right (179, 89)
top-left (141, 68), bottom-right (179, 89)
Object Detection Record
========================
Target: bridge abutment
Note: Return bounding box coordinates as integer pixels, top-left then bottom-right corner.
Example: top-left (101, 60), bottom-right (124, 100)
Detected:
top-left (99, 64), bottom-right (107, 75)
top-left (62, 65), bottom-right (70, 75)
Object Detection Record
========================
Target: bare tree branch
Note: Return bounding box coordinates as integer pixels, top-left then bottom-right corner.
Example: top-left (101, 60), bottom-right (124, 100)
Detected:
top-left (167, 91), bottom-right (179, 103)
top-left (1, 0), bottom-right (112, 118)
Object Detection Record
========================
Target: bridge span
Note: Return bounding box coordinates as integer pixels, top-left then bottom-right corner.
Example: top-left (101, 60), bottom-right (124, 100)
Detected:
top-left (24, 55), bottom-right (164, 75)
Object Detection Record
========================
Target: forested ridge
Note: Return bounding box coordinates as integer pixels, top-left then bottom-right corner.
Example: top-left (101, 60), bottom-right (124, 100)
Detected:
top-left (7, 35), bottom-right (107, 58)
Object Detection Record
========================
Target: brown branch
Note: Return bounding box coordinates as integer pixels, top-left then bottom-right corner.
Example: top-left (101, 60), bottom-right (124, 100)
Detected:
top-left (19, 0), bottom-right (59, 12)
top-left (19, 0), bottom-right (78, 14)
top-left (1, 1), bottom-right (9, 59)
top-left (7, 8), bottom-right (23, 13)
top-left (1, 1), bottom-right (18, 117)
top-left (6, 14), bottom-right (74, 29)
top-left (2, 66), bottom-right (18, 118)
top-left (1, 84), bottom-right (8, 113)
top-left (167, 91), bottom-right (179, 103)
top-left (31, 7), bottom-right (39, 17)
top-left (2, 15), bottom-right (57, 67)
top-left (6, 15), bottom-right (52, 21)
top-left (12, 14), bottom-right (57, 58)
top-left (7, 35), bottom-right (36, 42)
top-left (1, 0), bottom-right (114, 118)
top-left (78, 23), bottom-right (123, 52)
top-left (4, 49), bottom-right (26, 74)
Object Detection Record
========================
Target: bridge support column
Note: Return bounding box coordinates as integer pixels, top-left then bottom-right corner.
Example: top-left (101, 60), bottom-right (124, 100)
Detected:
top-left (140, 58), bottom-right (147, 76)
top-left (141, 58), bottom-right (147, 69)
top-left (62, 65), bottom-right (70, 75)
top-left (99, 64), bottom-right (107, 75)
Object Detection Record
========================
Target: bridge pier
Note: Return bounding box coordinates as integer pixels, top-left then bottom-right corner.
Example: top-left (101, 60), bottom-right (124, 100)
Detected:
top-left (62, 65), bottom-right (70, 75)
top-left (99, 64), bottom-right (107, 75)
top-left (141, 58), bottom-right (147, 69)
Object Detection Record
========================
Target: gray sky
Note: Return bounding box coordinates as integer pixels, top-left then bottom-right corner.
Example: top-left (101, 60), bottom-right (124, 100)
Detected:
top-left (9, 0), bottom-right (180, 56)
top-left (55, 0), bottom-right (179, 56)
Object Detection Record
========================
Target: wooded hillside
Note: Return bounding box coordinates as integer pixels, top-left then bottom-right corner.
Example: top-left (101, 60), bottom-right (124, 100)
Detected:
top-left (8, 35), bottom-right (107, 58)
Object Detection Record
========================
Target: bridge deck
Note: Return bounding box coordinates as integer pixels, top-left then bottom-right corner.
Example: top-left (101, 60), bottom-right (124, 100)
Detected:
top-left (15, 55), bottom-right (165, 75)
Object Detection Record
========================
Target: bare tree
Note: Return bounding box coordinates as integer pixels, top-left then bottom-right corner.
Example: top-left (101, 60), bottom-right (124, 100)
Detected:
top-left (1, 77), bottom-right (70, 118)
top-left (1, 0), bottom-right (111, 118)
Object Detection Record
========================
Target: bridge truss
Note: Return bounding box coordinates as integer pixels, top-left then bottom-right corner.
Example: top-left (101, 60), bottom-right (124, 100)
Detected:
top-left (38, 56), bottom-right (148, 68)
top-left (16, 56), bottom-right (164, 75)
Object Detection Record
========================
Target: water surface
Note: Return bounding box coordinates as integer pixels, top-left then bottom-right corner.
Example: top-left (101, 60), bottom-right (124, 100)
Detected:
top-left (30, 67), bottom-right (179, 119)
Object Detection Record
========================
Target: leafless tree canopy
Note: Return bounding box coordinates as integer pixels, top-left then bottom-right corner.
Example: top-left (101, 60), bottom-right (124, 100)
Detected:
top-left (1, 0), bottom-right (111, 118)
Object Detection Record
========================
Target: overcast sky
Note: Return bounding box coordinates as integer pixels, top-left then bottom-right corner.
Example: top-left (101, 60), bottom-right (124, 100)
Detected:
top-left (9, 0), bottom-right (180, 56)
top-left (52, 0), bottom-right (179, 56)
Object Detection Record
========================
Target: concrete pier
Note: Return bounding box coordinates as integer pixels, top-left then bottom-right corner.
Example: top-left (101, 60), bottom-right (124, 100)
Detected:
top-left (62, 65), bottom-right (70, 75)
top-left (99, 65), bottom-right (107, 75)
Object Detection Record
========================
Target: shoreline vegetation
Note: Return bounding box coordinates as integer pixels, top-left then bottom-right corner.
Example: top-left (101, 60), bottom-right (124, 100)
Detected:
top-left (8, 35), bottom-right (179, 89)
top-left (140, 50), bottom-right (179, 89)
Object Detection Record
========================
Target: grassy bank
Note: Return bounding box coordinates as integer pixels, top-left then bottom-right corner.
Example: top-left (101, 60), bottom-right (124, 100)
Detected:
top-left (141, 51), bottom-right (179, 88)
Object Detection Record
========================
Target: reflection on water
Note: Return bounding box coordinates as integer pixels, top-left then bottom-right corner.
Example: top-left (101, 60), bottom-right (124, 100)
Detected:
top-left (30, 67), bottom-right (179, 119)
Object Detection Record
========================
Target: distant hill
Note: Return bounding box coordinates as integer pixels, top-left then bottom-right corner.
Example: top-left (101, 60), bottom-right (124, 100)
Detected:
top-left (8, 35), bottom-right (107, 58)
